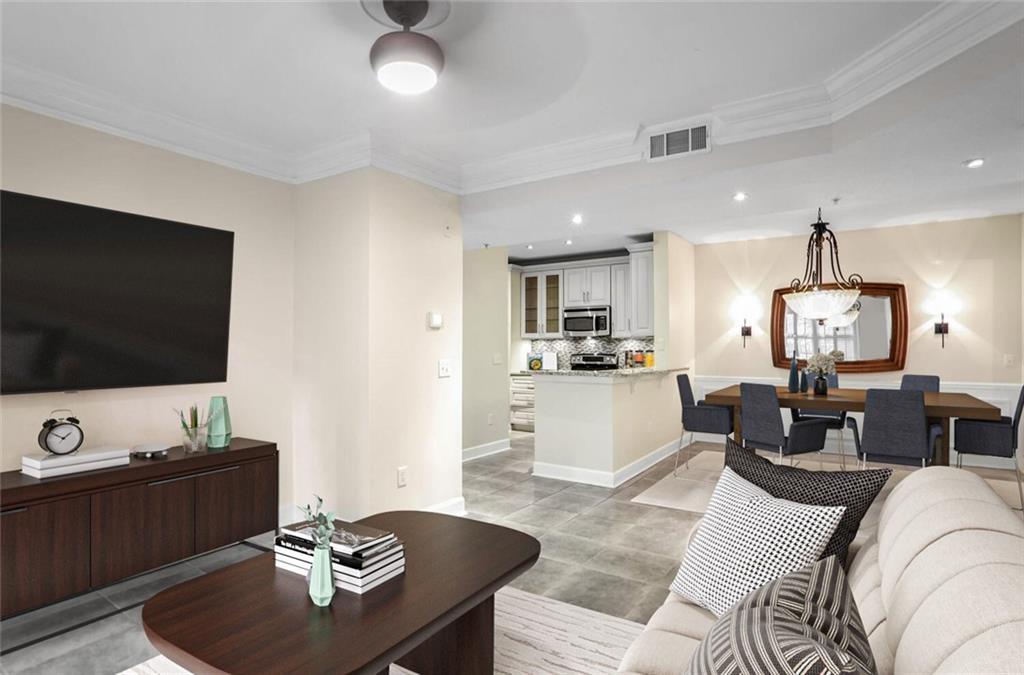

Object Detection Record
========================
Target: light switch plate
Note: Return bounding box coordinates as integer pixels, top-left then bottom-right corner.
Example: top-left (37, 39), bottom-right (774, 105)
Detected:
top-left (492, 353), bottom-right (503, 365)
top-left (397, 465), bottom-right (407, 488)
top-left (438, 359), bottom-right (452, 378)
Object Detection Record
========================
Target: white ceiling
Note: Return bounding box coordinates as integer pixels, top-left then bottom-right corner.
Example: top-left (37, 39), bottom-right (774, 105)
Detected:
top-left (2, 2), bottom-right (1022, 250)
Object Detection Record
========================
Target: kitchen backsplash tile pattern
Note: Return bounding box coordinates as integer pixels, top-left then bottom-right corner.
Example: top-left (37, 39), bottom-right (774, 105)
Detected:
top-left (528, 337), bottom-right (655, 370)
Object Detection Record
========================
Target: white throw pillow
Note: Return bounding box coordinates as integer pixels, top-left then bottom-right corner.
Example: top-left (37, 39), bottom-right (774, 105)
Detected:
top-left (670, 467), bottom-right (846, 617)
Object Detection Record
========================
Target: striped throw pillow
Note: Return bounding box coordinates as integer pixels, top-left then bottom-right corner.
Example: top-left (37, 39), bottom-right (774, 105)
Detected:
top-left (688, 555), bottom-right (875, 675)
top-left (671, 468), bottom-right (845, 617)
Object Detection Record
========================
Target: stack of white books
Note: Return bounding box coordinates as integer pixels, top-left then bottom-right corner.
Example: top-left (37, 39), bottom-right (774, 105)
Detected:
top-left (21, 446), bottom-right (130, 479)
top-left (274, 520), bottom-right (405, 595)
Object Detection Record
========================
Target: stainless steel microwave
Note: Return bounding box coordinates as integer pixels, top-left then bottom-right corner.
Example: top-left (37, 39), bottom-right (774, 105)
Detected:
top-left (563, 306), bottom-right (611, 337)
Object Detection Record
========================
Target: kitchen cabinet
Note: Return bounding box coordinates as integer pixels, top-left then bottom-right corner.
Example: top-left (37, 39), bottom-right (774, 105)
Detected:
top-left (563, 265), bottom-right (611, 308)
top-left (1, 496), bottom-right (90, 617)
top-left (630, 249), bottom-right (654, 336)
top-left (522, 271), bottom-right (563, 338)
top-left (611, 263), bottom-right (631, 337)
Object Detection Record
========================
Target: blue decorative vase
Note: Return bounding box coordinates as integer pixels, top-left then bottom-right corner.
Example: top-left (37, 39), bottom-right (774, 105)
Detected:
top-left (308, 545), bottom-right (335, 607)
top-left (207, 396), bottom-right (232, 448)
top-left (788, 356), bottom-right (800, 393)
top-left (800, 371), bottom-right (809, 393)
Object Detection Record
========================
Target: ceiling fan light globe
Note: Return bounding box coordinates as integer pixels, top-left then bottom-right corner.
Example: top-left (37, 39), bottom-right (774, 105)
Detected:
top-left (370, 30), bottom-right (444, 95)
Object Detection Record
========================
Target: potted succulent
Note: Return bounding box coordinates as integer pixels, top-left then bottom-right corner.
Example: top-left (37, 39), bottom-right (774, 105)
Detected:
top-left (805, 350), bottom-right (844, 395)
top-left (299, 495), bottom-right (336, 607)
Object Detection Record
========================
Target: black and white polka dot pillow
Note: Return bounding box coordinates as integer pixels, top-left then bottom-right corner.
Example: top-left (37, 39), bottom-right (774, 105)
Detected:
top-left (671, 467), bottom-right (846, 617)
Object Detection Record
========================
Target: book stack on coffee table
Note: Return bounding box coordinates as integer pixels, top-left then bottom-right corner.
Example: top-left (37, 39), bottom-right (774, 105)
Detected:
top-left (274, 520), bottom-right (404, 595)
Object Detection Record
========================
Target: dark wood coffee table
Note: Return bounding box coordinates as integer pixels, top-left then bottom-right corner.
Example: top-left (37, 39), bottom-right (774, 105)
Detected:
top-left (142, 511), bottom-right (540, 674)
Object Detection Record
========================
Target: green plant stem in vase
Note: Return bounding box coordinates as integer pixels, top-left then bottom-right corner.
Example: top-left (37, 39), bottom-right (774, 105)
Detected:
top-left (299, 496), bottom-right (336, 607)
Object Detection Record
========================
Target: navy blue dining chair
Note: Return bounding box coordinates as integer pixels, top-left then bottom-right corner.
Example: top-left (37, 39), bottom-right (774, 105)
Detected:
top-left (790, 373), bottom-right (848, 467)
top-left (954, 385), bottom-right (1024, 510)
top-left (847, 389), bottom-right (941, 468)
top-left (674, 374), bottom-right (733, 475)
top-left (901, 374), bottom-right (940, 392)
top-left (740, 383), bottom-right (828, 464)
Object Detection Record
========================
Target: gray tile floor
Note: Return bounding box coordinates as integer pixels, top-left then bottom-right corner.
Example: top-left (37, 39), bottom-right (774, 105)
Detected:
top-left (0, 541), bottom-right (270, 675)
top-left (465, 431), bottom-right (708, 624)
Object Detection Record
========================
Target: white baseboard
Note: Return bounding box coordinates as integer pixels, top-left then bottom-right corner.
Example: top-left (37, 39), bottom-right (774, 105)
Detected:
top-left (423, 496), bottom-right (467, 516)
top-left (533, 436), bottom-right (688, 488)
top-left (463, 438), bottom-right (511, 462)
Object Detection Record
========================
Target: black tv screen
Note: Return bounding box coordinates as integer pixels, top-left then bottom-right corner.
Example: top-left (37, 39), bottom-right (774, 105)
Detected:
top-left (1, 191), bottom-right (233, 394)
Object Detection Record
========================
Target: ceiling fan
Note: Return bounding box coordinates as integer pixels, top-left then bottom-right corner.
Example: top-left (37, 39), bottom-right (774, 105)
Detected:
top-left (366, 0), bottom-right (446, 95)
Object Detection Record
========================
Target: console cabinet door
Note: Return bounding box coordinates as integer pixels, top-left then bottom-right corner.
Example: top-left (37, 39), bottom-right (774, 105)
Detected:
top-left (1, 496), bottom-right (90, 617)
top-left (90, 477), bottom-right (196, 587)
top-left (195, 459), bottom-right (277, 553)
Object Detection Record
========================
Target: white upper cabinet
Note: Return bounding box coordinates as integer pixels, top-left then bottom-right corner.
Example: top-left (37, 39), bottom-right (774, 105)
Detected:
top-left (563, 265), bottom-right (611, 308)
top-left (630, 250), bottom-right (654, 336)
top-left (611, 263), bottom-right (631, 338)
top-left (521, 271), bottom-right (563, 338)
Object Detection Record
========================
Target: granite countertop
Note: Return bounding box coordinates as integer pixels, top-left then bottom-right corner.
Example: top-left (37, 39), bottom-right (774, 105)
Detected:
top-left (514, 367), bottom-right (689, 378)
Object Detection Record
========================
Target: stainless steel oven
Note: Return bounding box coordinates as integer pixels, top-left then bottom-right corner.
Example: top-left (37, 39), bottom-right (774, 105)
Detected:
top-left (563, 306), bottom-right (610, 337)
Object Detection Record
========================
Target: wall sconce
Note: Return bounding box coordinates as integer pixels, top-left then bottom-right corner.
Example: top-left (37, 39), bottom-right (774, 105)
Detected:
top-left (740, 320), bottom-right (752, 348)
top-left (730, 294), bottom-right (761, 349)
top-left (934, 313), bottom-right (949, 348)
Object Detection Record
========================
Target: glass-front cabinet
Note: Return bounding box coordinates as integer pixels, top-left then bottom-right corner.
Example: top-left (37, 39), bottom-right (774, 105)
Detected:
top-left (522, 271), bottom-right (563, 338)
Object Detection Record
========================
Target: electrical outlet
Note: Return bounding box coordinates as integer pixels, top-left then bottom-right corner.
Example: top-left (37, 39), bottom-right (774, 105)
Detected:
top-left (438, 359), bottom-right (451, 378)
top-left (492, 353), bottom-right (503, 366)
top-left (487, 412), bottom-right (494, 426)
top-left (397, 465), bottom-right (407, 488)
top-left (1004, 354), bottom-right (1017, 368)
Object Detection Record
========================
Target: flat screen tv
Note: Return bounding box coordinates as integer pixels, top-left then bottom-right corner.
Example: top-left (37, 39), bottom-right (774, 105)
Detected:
top-left (1, 191), bottom-right (233, 394)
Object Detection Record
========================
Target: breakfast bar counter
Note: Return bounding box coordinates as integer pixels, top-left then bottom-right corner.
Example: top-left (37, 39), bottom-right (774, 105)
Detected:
top-left (530, 368), bottom-right (688, 487)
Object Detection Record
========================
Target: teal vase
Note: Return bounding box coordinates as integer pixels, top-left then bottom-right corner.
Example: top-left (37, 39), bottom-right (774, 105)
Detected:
top-left (207, 396), bottom-right (232, 448)
top-left (788, 356), bottom-right (800, 393)
top-left (308, 545), bottom-right (335, 607)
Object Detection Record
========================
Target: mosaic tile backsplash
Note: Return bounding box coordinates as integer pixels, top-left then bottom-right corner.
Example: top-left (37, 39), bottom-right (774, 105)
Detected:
top-left (529, 337), bottom-right (655, 370)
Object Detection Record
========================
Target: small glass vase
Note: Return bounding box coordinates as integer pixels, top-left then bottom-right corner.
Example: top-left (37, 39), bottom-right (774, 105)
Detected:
top-left (307, 545), bottom-right (335, 607)
top-left (182, 425), bottom-right (208, 453)
top-left (813, 376), bottom-right (829, 396)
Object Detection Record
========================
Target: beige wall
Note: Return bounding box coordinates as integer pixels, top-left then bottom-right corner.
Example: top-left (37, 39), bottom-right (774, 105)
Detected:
top-left (0, 106), bottom-right (297, 509)
top-left (292, 169), bottom-right (371, 518)
top-left (2, 108), bottom-right (464, 520)
top-left (367, 168), bottom-right (463, 516)
top-left (654, 232), bottom-right (696, 371)
top-left (694, 215), bottom-right (1023, 384)
top-left (462, 247), bottom-right (510, 452)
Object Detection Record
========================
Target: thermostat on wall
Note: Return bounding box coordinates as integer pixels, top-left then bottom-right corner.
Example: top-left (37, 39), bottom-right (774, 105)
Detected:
top-left (427, 312), bottom-right (444, 329)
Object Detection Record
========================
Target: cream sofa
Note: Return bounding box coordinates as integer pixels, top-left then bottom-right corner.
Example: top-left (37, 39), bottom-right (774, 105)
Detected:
top-left (618, 466), bottom-right (1024, 675)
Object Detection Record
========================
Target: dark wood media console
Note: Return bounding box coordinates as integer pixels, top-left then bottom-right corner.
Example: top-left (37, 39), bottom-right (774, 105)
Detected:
top-left (1, 438), bottom-right (278, 618)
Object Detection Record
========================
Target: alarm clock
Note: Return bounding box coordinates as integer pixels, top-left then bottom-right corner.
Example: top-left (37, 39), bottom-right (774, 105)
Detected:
top-left (38, 409), bottom-right (84, 455)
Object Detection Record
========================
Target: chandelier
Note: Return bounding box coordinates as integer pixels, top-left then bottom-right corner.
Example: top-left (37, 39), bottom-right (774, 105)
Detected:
top-left (783, 209), bottom-right (862, 322)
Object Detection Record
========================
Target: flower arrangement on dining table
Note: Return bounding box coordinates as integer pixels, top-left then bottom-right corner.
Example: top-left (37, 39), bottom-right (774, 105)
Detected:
top-left (805, 350), bottom-right (844, 395)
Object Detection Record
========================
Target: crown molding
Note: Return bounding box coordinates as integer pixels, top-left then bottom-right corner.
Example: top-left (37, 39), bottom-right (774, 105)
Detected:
top-left (825, 1), bottom-right (1024, 122)
top-left (1, 61), bottom-right (294, 182)
top-left (458, 127), bottom-right (644, 194)
top-left (3, 2), bottom-right (1019, 194)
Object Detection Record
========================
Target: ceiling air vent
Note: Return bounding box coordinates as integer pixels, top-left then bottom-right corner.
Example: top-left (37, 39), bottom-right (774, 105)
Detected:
top-left (648, 124), bottom-right (709, 161)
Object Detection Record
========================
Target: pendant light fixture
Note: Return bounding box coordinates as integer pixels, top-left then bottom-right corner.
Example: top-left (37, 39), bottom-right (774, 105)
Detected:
top-left (369, 1), bottom-right (444, 95)
top-left (783, 209), bottom-right (862, 322)
top-left (824, 301), bottom-right (861, 329)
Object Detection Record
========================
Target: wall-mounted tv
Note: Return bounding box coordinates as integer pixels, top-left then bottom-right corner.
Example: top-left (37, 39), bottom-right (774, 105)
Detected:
top-left (1, 191), bottom-right (234, 394)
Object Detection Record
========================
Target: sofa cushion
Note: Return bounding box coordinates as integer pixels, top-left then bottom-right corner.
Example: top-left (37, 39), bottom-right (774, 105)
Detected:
top-left (649, 595), bottom-right (717, 640)
top-left (619, 629), bottom-right (701, 675)
top-left (670, 468), bottom-right (845, 616)
top-left (724, 438), bottom-right (891, 565)
top-left (688, 556), bottom-right (875, 675)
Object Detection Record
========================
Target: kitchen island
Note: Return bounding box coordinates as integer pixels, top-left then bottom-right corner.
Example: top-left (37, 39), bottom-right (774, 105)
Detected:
top-left (530, 367), bottom-right (688, 487)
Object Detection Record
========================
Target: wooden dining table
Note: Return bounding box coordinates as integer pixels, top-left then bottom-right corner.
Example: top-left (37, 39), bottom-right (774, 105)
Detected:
top-left (703, 385), bottom-right (1002, 466)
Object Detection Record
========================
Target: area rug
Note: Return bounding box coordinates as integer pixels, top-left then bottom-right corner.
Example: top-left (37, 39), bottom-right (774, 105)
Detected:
top-left (633, 449), bottom-right (1021, 513)
top-left (119, 586), bottom-right (643, 675)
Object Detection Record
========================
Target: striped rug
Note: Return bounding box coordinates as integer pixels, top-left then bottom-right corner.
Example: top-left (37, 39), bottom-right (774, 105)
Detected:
top-left (121, 587), bottom-right (643, 675)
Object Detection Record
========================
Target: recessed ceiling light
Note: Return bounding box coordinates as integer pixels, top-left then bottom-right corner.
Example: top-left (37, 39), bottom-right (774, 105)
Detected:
top-left (565, 239), bottom-right (573, 246)
top-left (963, 158), bottom-right (984, 169)
top-left (527, 244), bottom-right (534, 250)
top-left (733, 192), bottom-right (748, 202)
top-left (571, 213), bottom-right (583, 225)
